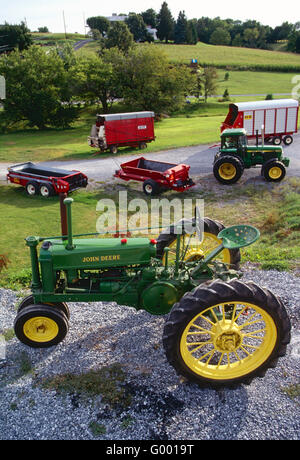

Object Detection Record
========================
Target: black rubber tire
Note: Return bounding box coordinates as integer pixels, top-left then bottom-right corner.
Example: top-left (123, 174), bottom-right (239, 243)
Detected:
top-left (39, 183), bottom-right (55, 198)
top-left (17, 295), bottom-right (70, 319)
top-left (14, 304), bottom-right (69, 348)
top-left (283, 135), bottom-right (293, 146)
top-left (163, 279), bottom-right (291, 388)
top-left (263, 160), bottom-right (286, 182)
top-left (213, 156), bottom-right (244, 185)
top-left (110, 145), bottom-right (118, 154)
top-left (156, 217), bottom-right (240, 269)
top-left (25, 181), bottom-right (39, 196)
top-left (143, 179), bottom-right (161, 196)
top-left (272, 136), bottom-right (282, 145)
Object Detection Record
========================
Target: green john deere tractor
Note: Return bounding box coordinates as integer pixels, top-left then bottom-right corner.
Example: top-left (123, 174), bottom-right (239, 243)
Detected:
top-left (14, 198), bottom-right (291, 388)
top-left (213, 128), bottom-right (290, 184)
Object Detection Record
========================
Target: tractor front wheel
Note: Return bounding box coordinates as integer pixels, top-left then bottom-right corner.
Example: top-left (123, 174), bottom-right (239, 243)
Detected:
top-left (213, 156), bottom-right (243, 184)
top-left (14, 304), bottom-right (69, 348)
top-left (262, 160), bottom-right (286, 182)
top-left (163, 279), bottom-right (290, 387)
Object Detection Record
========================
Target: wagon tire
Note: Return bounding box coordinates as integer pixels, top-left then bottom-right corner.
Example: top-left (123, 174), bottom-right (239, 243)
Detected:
top-left (25, 181), bottom-right (39, 196)
top-left (163, 279), bottom-right (291, 388)
top-left (110, 145), bottom-right (118, 154)
top-left (39, 183), bottom-right (55, 198)
top-left (139, 142), bottom-right (147, 149)
top-left (283, 135), bottom-right (293, 146)
top-left (213, 156), bottom-right (243, 185)
top-left (17, 295), bottom-right (70, 319)
top-left (272, 136), bottom-right (282, 145)
top-left (143, 179), bottom-right (161, 196)
top-left (156, 217), bottom-right (240, 269)
top-left (14, 304), bottom-right (69, 348)
top-left (263, 160), bottom-right (286, 182)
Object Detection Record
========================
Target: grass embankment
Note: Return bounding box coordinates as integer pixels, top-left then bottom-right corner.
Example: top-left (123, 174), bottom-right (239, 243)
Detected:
top-left (0, 177), bottom-right (299, 288)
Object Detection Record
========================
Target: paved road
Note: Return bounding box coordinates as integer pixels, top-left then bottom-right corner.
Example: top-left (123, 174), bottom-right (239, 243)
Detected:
top-left (73, 39), bottom-right (93, 51)
top-left (0, 134), bottom-right (299, 184)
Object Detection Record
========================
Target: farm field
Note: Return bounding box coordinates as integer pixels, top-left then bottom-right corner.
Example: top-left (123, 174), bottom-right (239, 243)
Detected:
top-left (152, 41), bottom-right (300, 71)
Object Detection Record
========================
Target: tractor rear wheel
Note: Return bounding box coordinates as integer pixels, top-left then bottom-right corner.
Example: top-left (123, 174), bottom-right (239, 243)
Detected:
top-left (163, 279), bottom-right (291, 388)
top-left (262, 160), bottom-right (286, 182)
top-left (156, 217), bottom-right (240, 269)
top-left (14, 304), bottom-right (69, 348)
top-left (213, 156), bottom-right (243, 184)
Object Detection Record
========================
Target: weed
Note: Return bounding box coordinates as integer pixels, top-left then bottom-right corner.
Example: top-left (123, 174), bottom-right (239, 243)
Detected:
top-left (281, 383), bottom-right (300, 400)
top-left (40, 363), bottom-right (131, 409)
top-left (89, 421), bottom-right (106, 437)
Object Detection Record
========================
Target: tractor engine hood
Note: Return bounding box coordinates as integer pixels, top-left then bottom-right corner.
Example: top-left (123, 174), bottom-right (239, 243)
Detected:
top-left (39, 237), bottom-right (157, 270)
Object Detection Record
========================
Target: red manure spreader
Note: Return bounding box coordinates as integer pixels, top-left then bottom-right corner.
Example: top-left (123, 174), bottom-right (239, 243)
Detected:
top-left (114, 157), bottom-right (195, 195)
top-left (7, 162), bottom-right (88, 197)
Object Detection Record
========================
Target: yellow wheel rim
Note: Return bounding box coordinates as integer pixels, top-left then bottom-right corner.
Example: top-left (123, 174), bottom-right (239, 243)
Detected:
top-left (163, 232), bottom-right (232, 265)
top-left (23, 316), bottom-right (59, 343)
top-left (268, 166), bottom-right (282, 180)
top-left (180, 302), bottom-right (277, 380)
top-left (218, 163), bottom-right (237, 180)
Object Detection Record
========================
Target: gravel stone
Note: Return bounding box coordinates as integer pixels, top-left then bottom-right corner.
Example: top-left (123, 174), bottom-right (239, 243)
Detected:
top-left (0, 268), bottom-right (299, 440)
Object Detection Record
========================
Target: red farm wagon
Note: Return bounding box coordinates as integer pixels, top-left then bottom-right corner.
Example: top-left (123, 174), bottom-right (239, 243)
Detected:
top-left (89, 111), bottom-right (155, 154)
top-left (221, 99), bottom-right (299, 145)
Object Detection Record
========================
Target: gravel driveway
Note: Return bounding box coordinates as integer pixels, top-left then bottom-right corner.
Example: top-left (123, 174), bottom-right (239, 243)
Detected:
top-left (0, 268), bottom-right (299, 440)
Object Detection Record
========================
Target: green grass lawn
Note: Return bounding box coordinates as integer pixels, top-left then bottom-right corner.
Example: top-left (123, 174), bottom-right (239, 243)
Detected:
top-left (0, 178), bottom-right (299, 288)
top-left (0, 109), bottom-right (225, 163)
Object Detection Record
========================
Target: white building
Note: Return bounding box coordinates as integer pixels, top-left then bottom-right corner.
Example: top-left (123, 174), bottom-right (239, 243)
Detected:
top-left (105, 14), bottom-right (158, 41)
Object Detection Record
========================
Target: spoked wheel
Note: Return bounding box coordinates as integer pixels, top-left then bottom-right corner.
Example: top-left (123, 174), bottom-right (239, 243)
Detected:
top-left (14, 304), bottom-right (69, 348)
top-left (156, 217), bottom-right (240, 269)
top-left (163, 279), bottom-right (291, 387)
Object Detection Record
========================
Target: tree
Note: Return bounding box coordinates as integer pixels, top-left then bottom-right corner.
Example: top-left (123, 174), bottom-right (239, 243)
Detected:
top-left (86, 16), bottom-right (110, 35)
top-left (38, 27), bottom-right (49, 33)
top-left (141, 9), bottom-right (157, 28)
top-left (198, 67), bottom-right (218, 103)
top-left (71, 53), bottom-right (120, 112)
top-left (174, 11), bottom-right (188, 44)
top-left (125, 13), bottom-right (150, 42)
top-left (114, 45), bottom-right (193, 113)
top-left (210, 27), bottom-right (231, 46)
top-left (157, 2), bottom-right (174, 43)
top-left (186, 20), bottom-right (198, 45)
top-left (105, 22), bottom-right (134, 53)
top-left (0, 46), bottom-right (79, 130)
top-left (0, 22), bottom-right (32, 52)
top-left (287, 31), bottom-right (300, 53)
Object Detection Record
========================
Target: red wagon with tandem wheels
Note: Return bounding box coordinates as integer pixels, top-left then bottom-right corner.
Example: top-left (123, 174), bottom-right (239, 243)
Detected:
top-left (7, 162), bottom-right (88, 197)
top-left (221, 99), bottom-right (299, 145)
top-left (114, 157), bottom-right (195, 195)
top-left (89, 111), bottom-right (155, 154)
